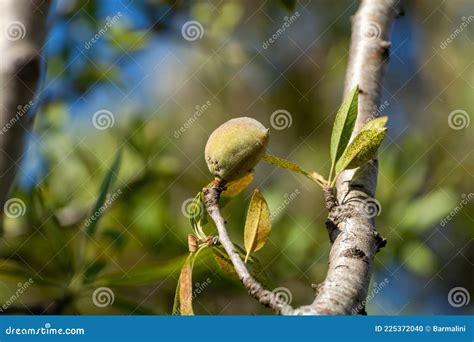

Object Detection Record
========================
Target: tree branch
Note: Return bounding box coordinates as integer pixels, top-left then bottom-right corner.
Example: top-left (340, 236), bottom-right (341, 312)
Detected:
top-left (203, 0), bottom-right (402, 316)
top-left (0, 0), bottom-right (52, 227)
top-left (203, 180), bottom-right (295, 315)
top-left (298, 0), bottom-right (403, 315)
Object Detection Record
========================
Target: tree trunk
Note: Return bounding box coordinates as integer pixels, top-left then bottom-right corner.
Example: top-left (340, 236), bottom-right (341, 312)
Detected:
top-left (0, 0), bottom-right (52, 229)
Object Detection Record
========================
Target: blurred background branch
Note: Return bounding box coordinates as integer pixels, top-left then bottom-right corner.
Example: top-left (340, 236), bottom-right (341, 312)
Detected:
top-left (0, 0), bottom-right (53, 230)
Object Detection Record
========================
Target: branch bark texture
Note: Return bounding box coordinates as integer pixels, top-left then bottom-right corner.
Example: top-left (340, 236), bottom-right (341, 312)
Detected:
top-left (0, 0), bottom-right (52, 222)
top-left (301, 0), bottom-right (402, 315)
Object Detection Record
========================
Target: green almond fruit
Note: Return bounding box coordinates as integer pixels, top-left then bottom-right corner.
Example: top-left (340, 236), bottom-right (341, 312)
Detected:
top-left (205, 117), bottom-right (270, 181)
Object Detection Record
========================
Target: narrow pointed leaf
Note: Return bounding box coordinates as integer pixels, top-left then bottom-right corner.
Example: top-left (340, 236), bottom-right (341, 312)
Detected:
top-left (330, 85), bottom-right (359, 165)
top-left (189, 192), bottom-right (206, 238)
top-left (244, 190), bottom-right (272, 262)
top-left (95, 255), bottom-right (187, 287)
top-left (32, 189), bottom-right (74, 273)
top-left (335, 128), bottom-right (387, 175)
top-left (0, 259), bottom-right (62, 288)
top-left (86, 148), bottom-right (122, 236)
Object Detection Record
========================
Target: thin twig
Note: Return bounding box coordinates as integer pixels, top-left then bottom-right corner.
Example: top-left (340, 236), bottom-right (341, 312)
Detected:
top-left (203, 179), bottom-right (294, 315)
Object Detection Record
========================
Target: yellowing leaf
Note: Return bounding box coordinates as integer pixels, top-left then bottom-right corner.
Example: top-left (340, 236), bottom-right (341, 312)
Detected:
top-left (222, 172), bottom-right (254, 197)
top-left (330, 86), bottom-right (359, 166)
top-left (335, 128), bottom-right (387, 175)
top-left (212, 245), bottom-right (268, 285)
top-left (212, 246), bottom-right (237, 276)
top-left (361, 116), bottom-right (388, 131)
top-left (244, 189), bottom-right (272, 263)
top-left (178, 254), bottom-right (196, 315)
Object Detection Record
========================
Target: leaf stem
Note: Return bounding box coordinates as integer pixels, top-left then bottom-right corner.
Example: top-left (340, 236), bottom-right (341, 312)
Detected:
top-left (262, 153), bottom-right (327, 188)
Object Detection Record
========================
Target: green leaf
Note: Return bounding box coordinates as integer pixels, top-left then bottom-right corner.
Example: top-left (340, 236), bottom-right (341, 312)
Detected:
top-left (94, 255), bottom-right (187, 287)
top-left (86, 148), bottom-right (123, 236)
top-left (0, 259), bottom-right (62, 288)
top-left (32, 188), bottom-right (74, 273)
top-left (83, 259), bottom-right (108, 284)
top-left (335, 128), bottom-right (387, 175)
top-left (401, 241), bottom-right (437, 276)
top-left (189, 191), bottom-right (207, 239)
top-left (396, 188), bottom-right (458, 232)
top-left (262, 153), bottom-right (326, 186)
top-left (101, 228), bottom-right (127, 253)
top-left (244, 190), bottom-right (272, 263)
top-left (330, 86), bottom-right (359, 168)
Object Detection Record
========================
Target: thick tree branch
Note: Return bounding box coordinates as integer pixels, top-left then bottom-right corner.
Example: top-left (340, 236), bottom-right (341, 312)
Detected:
top-left (0, 0), bottom-right (52, 226)
top-left (296, 0), bottom-right (403, 315)
top-left (203, 180), bottom-right (295, 315)
top-left (204, 1), bottom-right (402, 315)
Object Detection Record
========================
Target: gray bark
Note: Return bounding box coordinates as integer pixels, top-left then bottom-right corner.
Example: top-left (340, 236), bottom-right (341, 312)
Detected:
top-left (301, 0), bottom-right (403, 315)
